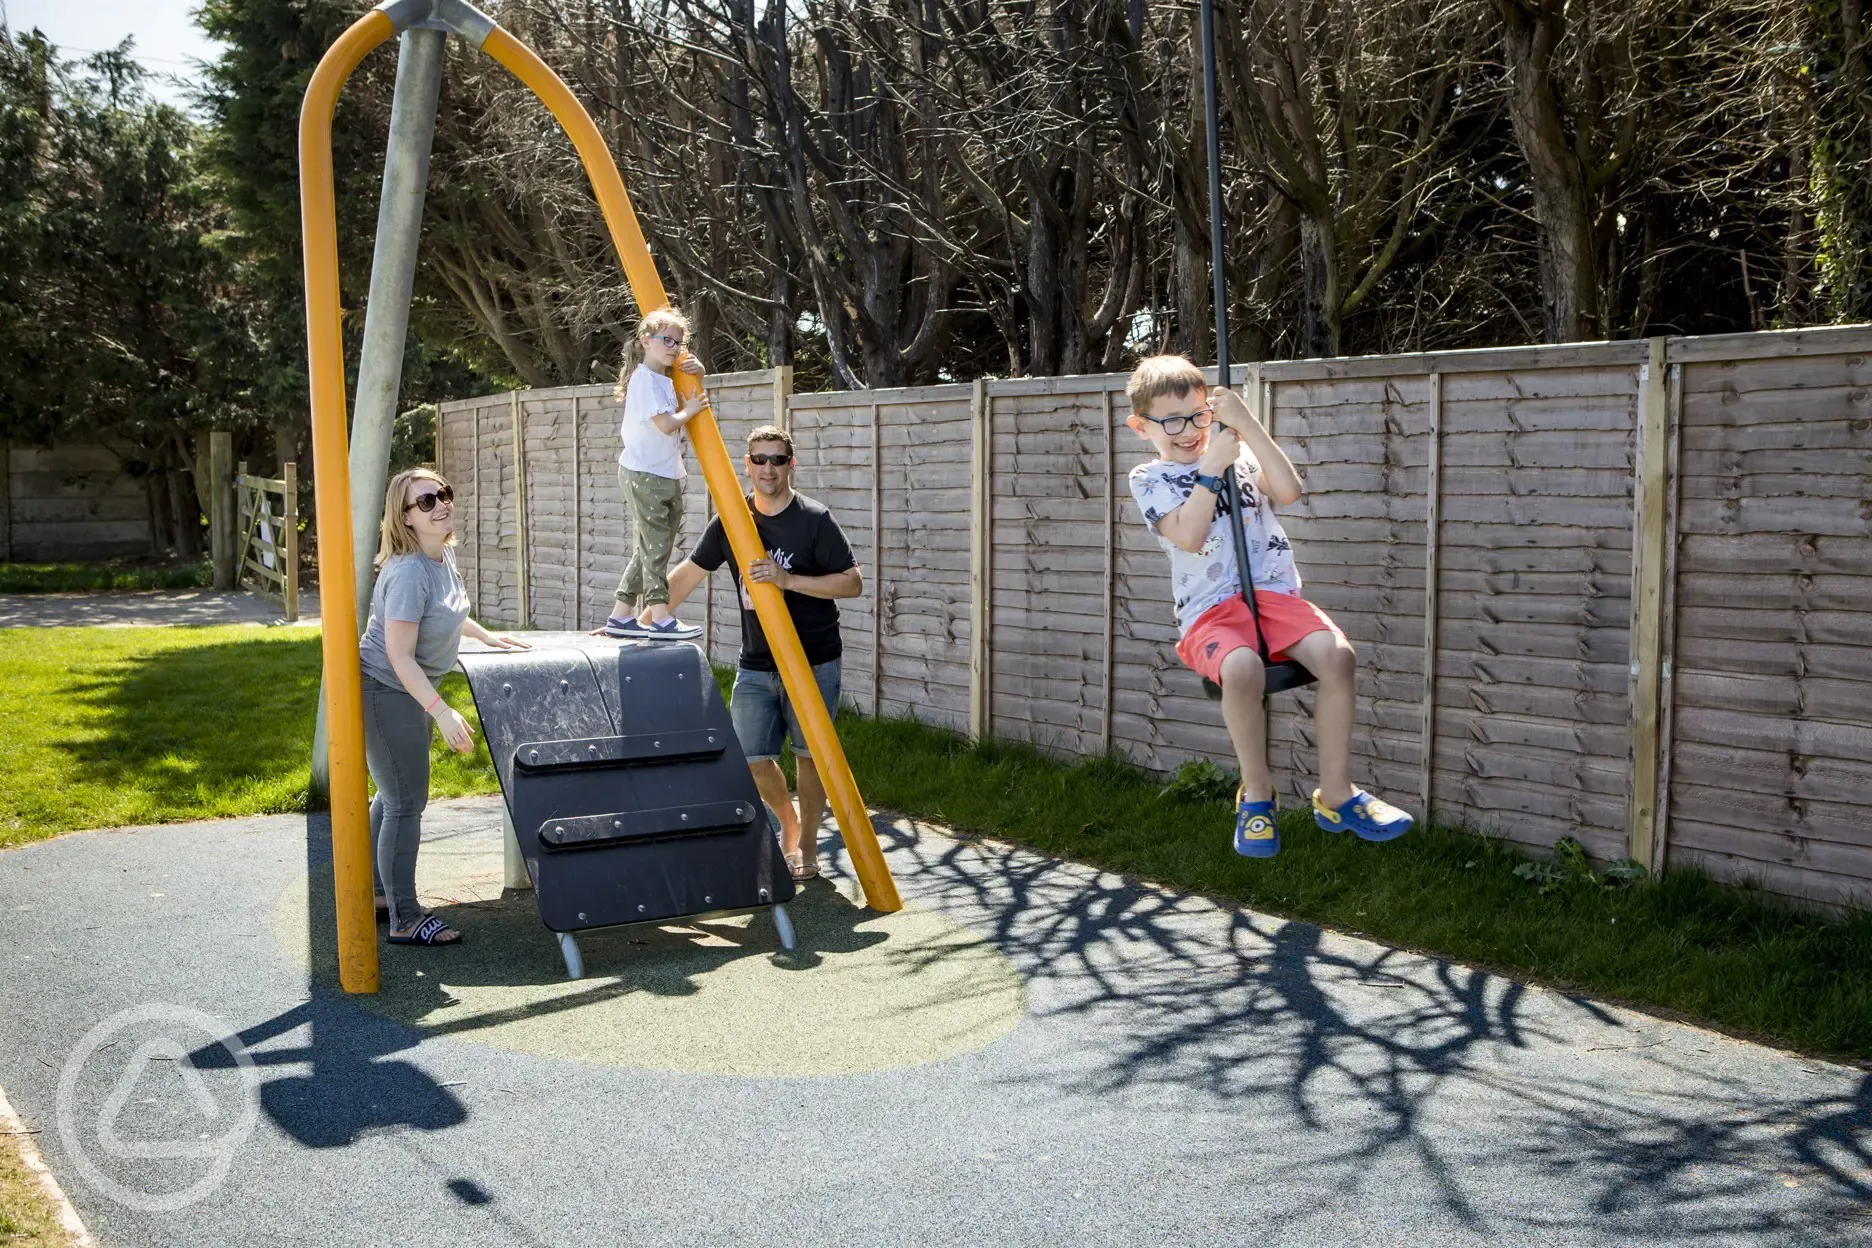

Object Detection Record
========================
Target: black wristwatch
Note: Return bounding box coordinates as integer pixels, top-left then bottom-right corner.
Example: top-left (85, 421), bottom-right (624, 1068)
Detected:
top-left (1193, 472), bottom-right (1228, 496)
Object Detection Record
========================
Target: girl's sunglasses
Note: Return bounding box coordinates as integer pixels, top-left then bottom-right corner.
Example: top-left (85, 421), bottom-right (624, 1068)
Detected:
top-left (748, 452), bottom-right (793, 466)
top-left (405, 485), bottom-right (454, 513)
top-left (1139, 404), bottom-right (1215, 437)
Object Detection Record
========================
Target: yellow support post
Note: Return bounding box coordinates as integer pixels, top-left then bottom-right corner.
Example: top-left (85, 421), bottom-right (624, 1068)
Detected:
top-left (301, 4), bottom-right (898, 995)
top-left (300, 9), bottom-right (396, 995)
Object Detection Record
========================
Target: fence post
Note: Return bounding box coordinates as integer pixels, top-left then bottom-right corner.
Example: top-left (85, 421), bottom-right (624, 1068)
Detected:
top-left (1101, 387), bottom-right (1116, 754)
top-left (471, 404), bottom-right (482, 613)
top-left (1651, 355), bottom-right (1685, 878)
top-left (513, 391), bottom-right (531, 629)
top-left (233, 461), bottom-right (253, 581)
top-left (1627, 337), bottom-right (1671, 868)
top-left (774, 364), bottom-right (793, 433)
top-left (210, 432), bottom-right (235, 589)
top-left (1419, 371), bottom-right (1444, 822)
top-left (572, 393), bottom-right (582, 630)
top-left (969, 378), bottom-right (993, 741)
top-left (283, 462), bottom-right (300, 624)
top-left (870, 400), bottom-right (883, 716)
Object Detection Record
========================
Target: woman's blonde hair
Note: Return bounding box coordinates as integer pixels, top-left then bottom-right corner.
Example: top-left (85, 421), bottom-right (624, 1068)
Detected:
top-left (615, 306), bottom-right (693, 394)
top-left (375, 467), bottom-right (454, 569)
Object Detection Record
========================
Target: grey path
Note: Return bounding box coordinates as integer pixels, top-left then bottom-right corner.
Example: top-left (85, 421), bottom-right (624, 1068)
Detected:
top-left (1, 799), bottom-right (1868, 1247)
top-left (0, 589), bottom-right (319, 629)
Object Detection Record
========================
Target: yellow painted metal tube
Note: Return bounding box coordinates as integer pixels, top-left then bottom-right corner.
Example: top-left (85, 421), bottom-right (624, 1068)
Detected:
top-left (300, 10), bottom-right (396, 994)
top-left (482, 29), bottom-right (900, 913)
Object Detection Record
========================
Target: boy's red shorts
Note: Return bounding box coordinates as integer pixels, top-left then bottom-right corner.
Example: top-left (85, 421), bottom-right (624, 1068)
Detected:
top-left (1175, 590), bottom-right (1345, 686)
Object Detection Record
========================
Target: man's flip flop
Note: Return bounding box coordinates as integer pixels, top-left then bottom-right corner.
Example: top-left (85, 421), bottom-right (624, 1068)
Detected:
top-left (387, 914), bottom-right (461, 946)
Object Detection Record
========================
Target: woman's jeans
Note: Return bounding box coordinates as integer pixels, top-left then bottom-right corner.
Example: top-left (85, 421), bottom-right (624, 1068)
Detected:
top-left (362, 675), bottom-right (432, 930)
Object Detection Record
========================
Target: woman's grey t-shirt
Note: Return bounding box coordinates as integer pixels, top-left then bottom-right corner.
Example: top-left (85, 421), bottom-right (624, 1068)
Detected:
top-left (358, 547), bottom-right (472, 688)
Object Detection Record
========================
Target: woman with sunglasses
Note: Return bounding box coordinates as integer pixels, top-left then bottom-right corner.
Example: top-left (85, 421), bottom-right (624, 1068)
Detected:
top-left (358, 467), bottom-right (529, 947)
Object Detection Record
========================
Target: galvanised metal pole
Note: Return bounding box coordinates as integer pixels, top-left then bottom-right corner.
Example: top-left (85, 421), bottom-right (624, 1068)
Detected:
top-left (1200, 0), bottom-right (1255, 626)
top-left (311, 28), bottom-right (447, 804)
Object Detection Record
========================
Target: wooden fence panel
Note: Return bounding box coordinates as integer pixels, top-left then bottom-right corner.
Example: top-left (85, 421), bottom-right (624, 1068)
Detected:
top-left (790, 386), bottom-right (974, 728)
top-left (519, 392), bottom-right (576, 633)
top-left (1663, 347), bottom-right (1872, 907)
top-left (577, 392), bottom-right (628, 634)
top-left (1421, 365), bottom-right (1640, 861)
top-left (1271, 371), bottom-right (1434, 811)
top-left (989, 382), bottom-right (1117, 756)
top-left (4, 440), bottom-right (152, 560)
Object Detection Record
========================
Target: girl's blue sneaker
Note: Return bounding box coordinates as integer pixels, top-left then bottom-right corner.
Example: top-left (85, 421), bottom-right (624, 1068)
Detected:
top-left (1234, 787), bottom-right (1280, 858)
top-left (1313, 788), bottom-right (1414, 842)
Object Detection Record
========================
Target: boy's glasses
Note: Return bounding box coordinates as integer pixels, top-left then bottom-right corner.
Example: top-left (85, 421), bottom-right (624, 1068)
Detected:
top-left (1139, 403), bottom-right (1215, 436)
top-left (404, 485), bottom-right (454, 513)
top-left (648, 333), bottom-right (685, 350)
top-left (748, 452), bottom-right (793, 466)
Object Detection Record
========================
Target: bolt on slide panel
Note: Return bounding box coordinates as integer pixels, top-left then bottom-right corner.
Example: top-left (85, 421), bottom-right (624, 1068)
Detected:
top-left (301, 0), bottom-right (901, 995)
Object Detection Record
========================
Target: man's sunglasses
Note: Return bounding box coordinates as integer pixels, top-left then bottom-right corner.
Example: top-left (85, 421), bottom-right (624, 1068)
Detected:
top-left (1138, 403), bottom-right (1215, 437)
top-left (405, 485), bottom-right (454, 513)
top-left (747, 452), bottom-right (793, 466)
top-left (648, 333), bottom-right (685, 350)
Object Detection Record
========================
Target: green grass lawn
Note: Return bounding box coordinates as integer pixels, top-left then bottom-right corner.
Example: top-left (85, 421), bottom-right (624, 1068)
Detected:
top-left (0, 627), bottom-right (493, 845)
top-left (0, 560), bottom-right (211, 594)
top-left (0, 1130), bottom-right (74, 1248)
top-left (1, 627), bottom-right (1868, 1058)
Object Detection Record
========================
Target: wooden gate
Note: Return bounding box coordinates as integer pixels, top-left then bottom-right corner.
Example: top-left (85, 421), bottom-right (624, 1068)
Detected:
top-left (235, 461), bottom-right (300, 622)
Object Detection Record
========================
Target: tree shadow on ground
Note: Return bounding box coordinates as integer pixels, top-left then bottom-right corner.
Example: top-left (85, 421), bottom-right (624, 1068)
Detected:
top-left (859, 815), bottom-right (1872, 1245)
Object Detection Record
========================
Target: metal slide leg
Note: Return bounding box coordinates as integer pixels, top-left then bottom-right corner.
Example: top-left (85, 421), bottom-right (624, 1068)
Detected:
top-left (502, 805), bottom-right (532, 891)
top-left (558, 932), bottom-right (585, 980)
top-left (772, 903), bottom-right (797, 951)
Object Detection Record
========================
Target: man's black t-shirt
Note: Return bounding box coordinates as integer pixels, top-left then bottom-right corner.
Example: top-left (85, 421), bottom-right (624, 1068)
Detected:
top-left (689, 492), bottom-right (856, 671)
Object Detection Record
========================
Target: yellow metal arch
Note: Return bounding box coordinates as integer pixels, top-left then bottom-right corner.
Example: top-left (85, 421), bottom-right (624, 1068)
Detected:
top-left (301, 3), bottom-right (900, 995)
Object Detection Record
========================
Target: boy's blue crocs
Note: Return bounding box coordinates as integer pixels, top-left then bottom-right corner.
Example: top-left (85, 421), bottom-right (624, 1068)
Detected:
top-left (1234, 787), bottom-right (1280, 858)
top-left (1313, 788), bottom-right (1414, 842)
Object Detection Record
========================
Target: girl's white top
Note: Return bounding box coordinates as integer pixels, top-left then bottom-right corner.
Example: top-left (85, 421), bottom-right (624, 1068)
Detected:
top-left (617, 363), bottom-right (686, 480)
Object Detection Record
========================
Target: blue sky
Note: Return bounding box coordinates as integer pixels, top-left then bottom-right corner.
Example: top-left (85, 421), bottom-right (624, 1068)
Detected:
top-left (3, 0), bottom-right (224, 108)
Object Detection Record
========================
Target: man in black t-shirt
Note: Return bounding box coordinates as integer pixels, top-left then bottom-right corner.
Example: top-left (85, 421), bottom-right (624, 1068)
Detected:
top-left (664, 425), bottom-right (863, 881)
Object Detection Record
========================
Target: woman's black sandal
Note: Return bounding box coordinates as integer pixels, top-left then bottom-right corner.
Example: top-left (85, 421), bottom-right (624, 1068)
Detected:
top-left (387, 914), bottom-right (461, 946)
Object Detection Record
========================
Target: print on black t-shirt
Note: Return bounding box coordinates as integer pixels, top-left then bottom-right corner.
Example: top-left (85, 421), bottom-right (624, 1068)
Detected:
top-left (688, 493), bottom-right (857, 671)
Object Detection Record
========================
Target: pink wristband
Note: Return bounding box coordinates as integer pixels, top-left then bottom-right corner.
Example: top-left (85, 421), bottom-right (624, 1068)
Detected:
top-left (425, 695), bottom-right (444, 715)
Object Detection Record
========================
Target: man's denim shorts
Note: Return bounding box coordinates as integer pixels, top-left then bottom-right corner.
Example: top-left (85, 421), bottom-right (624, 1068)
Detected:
top-left (730, 659), bottom-right (842, 763)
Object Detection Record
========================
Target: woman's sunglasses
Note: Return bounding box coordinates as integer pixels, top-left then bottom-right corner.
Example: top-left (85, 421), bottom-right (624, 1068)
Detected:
top-left (748, 452), bottom-right (793, 466)
top-left (405, 484), bottom-right (454, 513)
top-left (1138, 403), bottom-right (1215, 437)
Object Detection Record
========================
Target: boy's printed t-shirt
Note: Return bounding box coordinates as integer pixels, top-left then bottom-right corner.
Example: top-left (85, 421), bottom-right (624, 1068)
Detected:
top-left (689, 492), bottom-right (857, 671)
top-left (617, 363), bottom-right (686, 480)
top-left (1129, 452), bottom-right (1301, 635)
